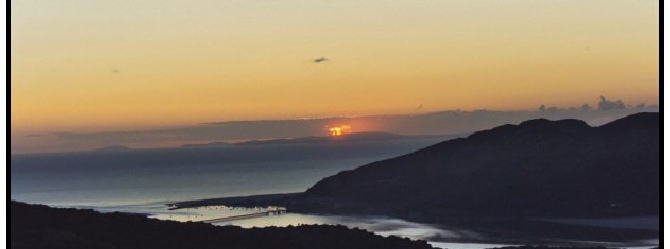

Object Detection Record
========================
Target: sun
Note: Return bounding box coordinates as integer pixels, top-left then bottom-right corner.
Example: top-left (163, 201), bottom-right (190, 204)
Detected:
top-left (328, 125), bottom-right (351, 136)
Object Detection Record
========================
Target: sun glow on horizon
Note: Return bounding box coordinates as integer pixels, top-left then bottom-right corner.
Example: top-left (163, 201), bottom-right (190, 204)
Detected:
top-left (329, 125), bottom-right (351, 136)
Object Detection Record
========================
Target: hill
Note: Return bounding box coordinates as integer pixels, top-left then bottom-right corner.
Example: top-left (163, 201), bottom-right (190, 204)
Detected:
top-left (174, 113), bottom-right (659, 223)
top-left (13, 201), bottom-right (645, 249)
top-left (11, 201), bottom-right (435, 249)
top-left (297, 112), bottom-right (659, 219)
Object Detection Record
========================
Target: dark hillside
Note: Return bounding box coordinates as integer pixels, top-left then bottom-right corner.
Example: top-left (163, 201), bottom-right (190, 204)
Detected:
top-left (11, 201), bottom-right (435, 249)
top-left (300, 112), bottom-right (659, 218)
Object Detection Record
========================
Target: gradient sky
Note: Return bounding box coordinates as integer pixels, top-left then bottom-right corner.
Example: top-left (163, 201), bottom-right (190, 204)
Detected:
top-left (11, 0), bottom-right (658, 135)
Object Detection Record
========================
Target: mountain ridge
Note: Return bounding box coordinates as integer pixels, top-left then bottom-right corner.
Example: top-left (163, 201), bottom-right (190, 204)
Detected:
top-left (297, 112), bottom-right (659, 219)
top-left (168, 112), bottom-right (659, 242)
top-left (171, 112), bottom-right (659, 224)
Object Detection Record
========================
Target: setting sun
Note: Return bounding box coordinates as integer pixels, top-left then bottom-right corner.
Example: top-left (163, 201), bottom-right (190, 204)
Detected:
top-left (329, 125), bottom-right (351, 136)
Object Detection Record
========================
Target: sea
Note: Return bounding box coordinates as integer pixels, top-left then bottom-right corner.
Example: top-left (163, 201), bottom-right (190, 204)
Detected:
top-left (10, 137), bottom-right (658, 249)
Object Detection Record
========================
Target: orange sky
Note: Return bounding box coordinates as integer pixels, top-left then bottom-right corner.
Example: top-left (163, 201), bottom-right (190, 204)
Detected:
top-left (11, 0), bottom-right (659, 134)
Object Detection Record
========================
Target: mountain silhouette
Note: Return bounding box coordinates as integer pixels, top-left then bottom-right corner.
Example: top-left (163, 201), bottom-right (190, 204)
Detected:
top-left (295, 112), bottom-right (659, 219)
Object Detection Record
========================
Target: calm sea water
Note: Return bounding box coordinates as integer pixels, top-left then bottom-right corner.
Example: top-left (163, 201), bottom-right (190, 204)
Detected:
top-left (12, 138), bottom-right (444, 206)
top-left (10, 138), bottom-right (658, 249)
top-left (12, 157), bottom-right (373, 207)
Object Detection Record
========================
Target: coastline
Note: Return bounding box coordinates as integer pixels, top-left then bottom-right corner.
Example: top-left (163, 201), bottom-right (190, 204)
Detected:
top-left (167, 193), bottom-right (300, 210)
top-left (167, 193), bottom-right (659, 247)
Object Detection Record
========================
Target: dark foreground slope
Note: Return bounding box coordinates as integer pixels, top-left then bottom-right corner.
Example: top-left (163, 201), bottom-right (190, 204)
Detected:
top-left (300, 112), bottom-right (659, 219)
top-left (11, 201), bottom-right (435, 249)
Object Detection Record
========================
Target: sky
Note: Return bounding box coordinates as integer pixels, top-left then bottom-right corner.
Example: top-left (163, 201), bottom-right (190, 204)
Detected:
top-left (10, 0), bottom-right (659, 153)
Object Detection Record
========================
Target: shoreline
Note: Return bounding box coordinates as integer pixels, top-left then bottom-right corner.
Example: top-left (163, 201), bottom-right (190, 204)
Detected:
top-left (167, 193), bottom-right (301, 210)
top-left (168, 193), bottom-right (659, 247)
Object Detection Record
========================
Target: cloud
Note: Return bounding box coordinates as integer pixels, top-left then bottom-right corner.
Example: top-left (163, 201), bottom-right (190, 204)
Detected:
top-left (598, 96), bottom-right (626, 110)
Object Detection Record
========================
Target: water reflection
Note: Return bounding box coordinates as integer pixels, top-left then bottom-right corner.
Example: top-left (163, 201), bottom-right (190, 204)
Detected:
top-left (148, 206), bottom-right (505, 249)
top-left (55, 202), bottom-right (657, 249)
top-left (429, 242), bottom-right (518, 249)
top-left (220, 213), bottom-right (472, 242)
